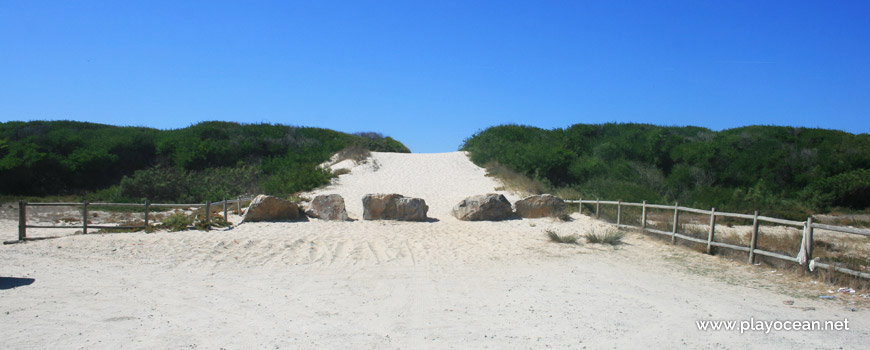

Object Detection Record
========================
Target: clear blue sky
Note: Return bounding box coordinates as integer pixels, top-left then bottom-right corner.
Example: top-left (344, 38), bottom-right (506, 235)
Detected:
top-left (2, 1), bottom-right (868, 153)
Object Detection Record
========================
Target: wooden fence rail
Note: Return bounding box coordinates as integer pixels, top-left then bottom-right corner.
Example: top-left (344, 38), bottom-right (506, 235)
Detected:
top-left (567, 199), bottom-right (870, 280)
top-left (13, 196), bottom-right (255, 242)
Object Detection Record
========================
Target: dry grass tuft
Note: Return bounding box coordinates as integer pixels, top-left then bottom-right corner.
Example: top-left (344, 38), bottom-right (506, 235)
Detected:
top-left (546, 230), bottom-right (579, 244)
top-left (585, 229), bottom-right (625, 245)
top-left (756, 228), bottom-right (803, 256)
top-left (335, 145), bottom-right (371, 164)
top-left (483, 161), bottom-right (547, 195)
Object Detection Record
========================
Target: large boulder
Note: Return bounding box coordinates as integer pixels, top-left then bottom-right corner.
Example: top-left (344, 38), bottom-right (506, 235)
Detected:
top-left (242, 195), bottom-right (304, 223)
top-left (514, 194), bottom-right (566, 218)
top-left (452, 194), bottom-right (514, 221)
top-left (362, 194), bottom-right (429, 221)
top-left (306, 194), bottom-right (349, 221)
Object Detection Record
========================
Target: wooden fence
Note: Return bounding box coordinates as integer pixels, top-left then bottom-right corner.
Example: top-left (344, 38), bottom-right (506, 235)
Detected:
top-left (565, 199), bottom-right (870, 280)
top-left (13, 196), bottom-right (255, 242)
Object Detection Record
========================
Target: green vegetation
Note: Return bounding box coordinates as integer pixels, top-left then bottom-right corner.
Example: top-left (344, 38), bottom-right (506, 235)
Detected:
top-left (0, 121), bottom-right (409, 202)
top-left (160, 212), bottom-right (194, 232)
top-left (462, 123), bottom-right (870, 219)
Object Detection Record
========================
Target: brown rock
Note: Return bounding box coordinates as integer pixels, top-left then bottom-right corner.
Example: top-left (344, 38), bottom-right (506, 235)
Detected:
top-left (241, 195), bottom-right (304, 223)
top-left (306, 194), bottom-right (349, 221)
top-left (514, 194), bottom-right (566, 218)
top-left (452, 194), bottom-right (514, 221)
top-left (362, 193), bottom-right (429, 221)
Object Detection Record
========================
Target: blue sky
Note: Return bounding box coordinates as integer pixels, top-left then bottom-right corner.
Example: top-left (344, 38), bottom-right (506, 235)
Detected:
top-left (1, 1), bottom-right (868, 153)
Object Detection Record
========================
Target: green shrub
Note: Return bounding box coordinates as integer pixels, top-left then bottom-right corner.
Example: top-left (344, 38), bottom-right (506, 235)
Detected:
top-left (806, 169), bottom-right (870, 210)
top-left (120, 166), bottom-right (191, 202)
top-left (461, 123), bottom-right (870, 215)
top-left (161, 212), bottom-right (194, 232)
top-left (0, 121), bottom-right (410, 201)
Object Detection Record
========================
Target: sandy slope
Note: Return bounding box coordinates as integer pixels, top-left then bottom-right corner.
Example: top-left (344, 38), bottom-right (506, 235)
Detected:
top-left (1, 152), bottom-right (867, 349)
top-left (314, 151), bottom-right (522, 218)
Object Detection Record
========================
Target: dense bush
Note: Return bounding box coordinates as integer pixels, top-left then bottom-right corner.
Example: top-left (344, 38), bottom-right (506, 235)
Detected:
top-left (118, 165), bottom-right (261, 203)
top-left (462, 123), bottom-right (870, 217)
top-left (0, 121), bottom-right (409, 202)
top-left (805, 168), bottom-right (870, 210)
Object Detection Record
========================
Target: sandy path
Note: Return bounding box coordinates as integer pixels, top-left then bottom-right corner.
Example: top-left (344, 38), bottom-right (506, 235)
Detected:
top-left (1, 152), bottom-right (868, 349)
top-left (314, 151), bottom-right (522, 218)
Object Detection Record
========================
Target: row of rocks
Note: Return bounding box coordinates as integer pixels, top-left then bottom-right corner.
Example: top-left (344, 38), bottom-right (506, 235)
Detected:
top-left (241, 194), bottom-right (429, 223)
top-left (241, 193), bottom-right (566, 223)
top-left (362, 194), bottom-right (429, 221)
top-left (452, 193), bottom-right (566, 221)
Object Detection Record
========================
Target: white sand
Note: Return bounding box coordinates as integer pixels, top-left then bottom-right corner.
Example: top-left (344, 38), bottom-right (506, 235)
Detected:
top-left (1, 151), bottom-right (867, 349)
top-left (320, 151), bottom-right (522, 218)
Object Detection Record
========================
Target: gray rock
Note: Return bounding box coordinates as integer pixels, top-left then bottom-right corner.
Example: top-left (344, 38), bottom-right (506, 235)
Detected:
top-left (452, 194), bottom-right (514, 221)
top-left (514, 194), bottom-right (566, 218)
top-left (362, 193), bottom-right (429, 221)
top-left (305, 194), bottom-right (349, 221)
top-left (242, 195), bottom-right (304, 223)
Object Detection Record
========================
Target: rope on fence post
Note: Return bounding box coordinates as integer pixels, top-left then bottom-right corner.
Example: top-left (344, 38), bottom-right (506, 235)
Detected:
top-left (82, 200), bottom-right (89, 235)
top-left (671, 202), bottom-right (679, 245)
top-left (748, 211), bottom-right (760, 264)
top-left (18, 200), bottom-right (26, 241)
top-left (706, 207), bottom-right (717, 254)
top-left (805, 216), bottom-right (814, 271)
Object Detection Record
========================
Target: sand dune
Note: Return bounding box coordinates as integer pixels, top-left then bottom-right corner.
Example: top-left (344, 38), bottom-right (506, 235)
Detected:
top-left (1, 152), bottom-right (867, 349)
top-left (314, 151), bottom-right (522, 218)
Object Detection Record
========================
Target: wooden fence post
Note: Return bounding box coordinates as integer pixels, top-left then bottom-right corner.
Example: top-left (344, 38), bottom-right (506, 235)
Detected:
top-left (617, 200), bottom-right (622, 226)
top-left (223, 198), bottom-right (228, 220)
top-left (671, 202), bottom-right (679, 245)
top-left (18, 200), bottom-right (26, 241)
top-left (595, 199), bottom-right (600, 219)
top-left (748, 211), bottom-right (760, 264)
top-left (706, 207), bottom-right (716, 254)
top-left (82, 200), bottom-right (89, 235)
top-left (205, 201), bottom-right (211, 224)
top-left (806, 216), bottom-right (814, 271)
top-left (144, 200), bottom-right (150, 228)
top-left (641, 200), bottom-right (647, 232)
top-left (237, 196), bottom-right (241, 215)
top-left (578, 198), bottom-right (582, 215)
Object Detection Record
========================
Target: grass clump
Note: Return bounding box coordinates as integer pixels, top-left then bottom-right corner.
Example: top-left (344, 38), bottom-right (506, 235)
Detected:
top-left (194, 213), bottom-right (231, 231)
top-left (584, 229), bottom-right (625, 245)
top-left (546, 230), bottom-right (579, 244)
top-left (161, 211), bottom-right (194, 232)
top-left (332, 168), bottom-right (351, 176)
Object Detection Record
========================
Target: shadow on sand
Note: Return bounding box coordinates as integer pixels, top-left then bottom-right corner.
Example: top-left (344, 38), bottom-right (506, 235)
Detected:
top-left (0, 277), bottom-right (35, 290)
